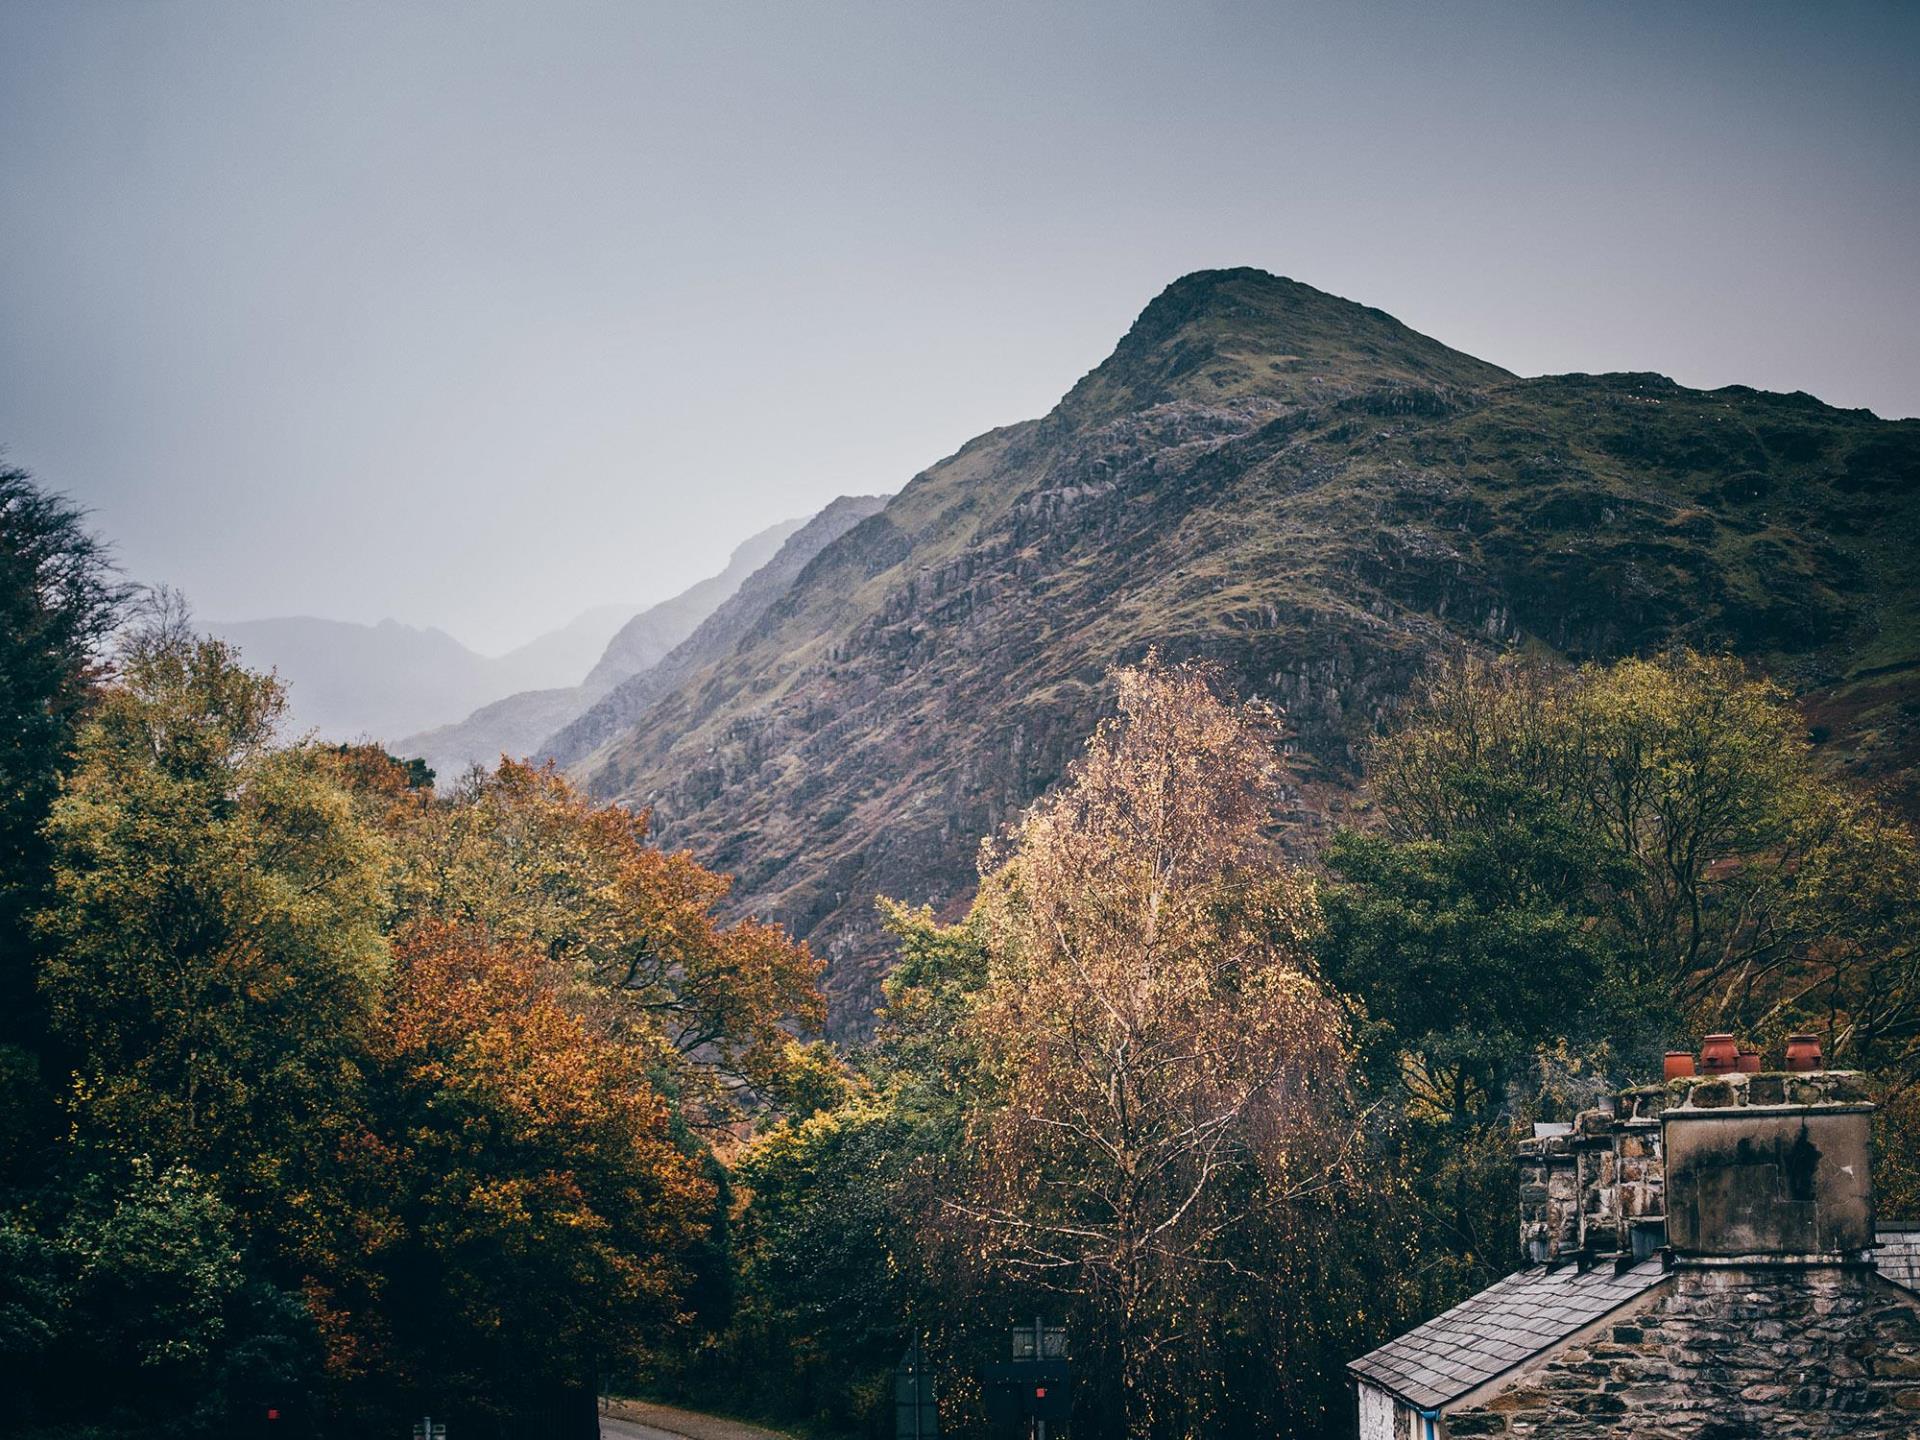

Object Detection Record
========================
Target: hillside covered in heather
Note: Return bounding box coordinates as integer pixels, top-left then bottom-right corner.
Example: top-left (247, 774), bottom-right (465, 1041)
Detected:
top-left (566, 268), bottom-right (1920, 1033)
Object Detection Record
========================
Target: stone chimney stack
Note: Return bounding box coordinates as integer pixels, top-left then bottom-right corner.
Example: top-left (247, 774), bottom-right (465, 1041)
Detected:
top-left (1661, 1069), bottom-right (1875, 1263)
top-left (1610, 1083), bottom-right (1668, 1259)
top-left (1572, 1105), bottom-right (1620, 1254)
top-left (1515, 1059), bottom-right (1876, 1270)
top-left (1517, 1123), bottom-right (1578, 1262)
top-left (1517, 1085), bottom-right (1669, 1265)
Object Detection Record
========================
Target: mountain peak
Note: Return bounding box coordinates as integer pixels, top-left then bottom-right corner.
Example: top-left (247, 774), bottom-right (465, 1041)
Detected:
top-left (1061, 267), bottom-right (1511, 419)
top-left (1133, 266), bottom-right (1324, 323)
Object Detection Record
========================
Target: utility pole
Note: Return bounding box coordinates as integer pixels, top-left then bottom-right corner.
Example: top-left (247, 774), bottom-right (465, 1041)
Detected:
top-left (1032, 1316), bottom-right (1046, 1440)
top-left (896, 1335), bottom-right (938, 1440)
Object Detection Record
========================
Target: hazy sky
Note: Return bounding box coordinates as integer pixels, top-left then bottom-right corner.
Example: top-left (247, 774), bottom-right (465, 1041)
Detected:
top-left (3, 2), bottom-right (1916, 653)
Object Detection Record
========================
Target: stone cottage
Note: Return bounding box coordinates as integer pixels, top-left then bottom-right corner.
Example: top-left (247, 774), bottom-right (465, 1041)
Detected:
top-left (1348, 1058), bottom-right (1920, 1438)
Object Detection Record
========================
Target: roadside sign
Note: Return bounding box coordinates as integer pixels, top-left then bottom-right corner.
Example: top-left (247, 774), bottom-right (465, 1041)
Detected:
top-left (1010, 1326), bottom-right (1068, 1361)
top-left (982, 1318), bottom-right (1072, 1434)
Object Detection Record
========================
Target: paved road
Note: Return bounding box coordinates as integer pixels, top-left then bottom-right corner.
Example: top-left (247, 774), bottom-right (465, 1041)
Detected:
top-left (600, 1417), bottom-right (694, 1440)
top-left (598, 1401), bottom-right (791, 1440)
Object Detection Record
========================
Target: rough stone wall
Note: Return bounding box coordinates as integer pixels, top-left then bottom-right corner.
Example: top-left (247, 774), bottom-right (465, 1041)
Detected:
top-left (1574, 1111), bottom-right (1617, 1255)
top-left (1519, 1135), bottom-right (1583, 1258)
top-left (1445, 1267), bottom-right (1920, 1438)
top-left (1518, 1141), bottom-right (1550, 1256)
top-left (1521, 1089), bottom-right (1668, 1262)
top-left (1614, 1111), bottom-right (1664, 1241)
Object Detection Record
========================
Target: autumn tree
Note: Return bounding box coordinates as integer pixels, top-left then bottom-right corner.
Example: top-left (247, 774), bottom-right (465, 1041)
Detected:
top-left (289, 752), bottom-right (832, 1419)
top-left (953, 655), bottom-right (1358, 1437)
top-left (394, 760), bottom-right (824, 1123)
top-left (674, 661), bottom-right (1440, 1440)
top-left (354, 921), bottom-right (715, 1425)
top-left (4, 551), bottom-right (828, 1436)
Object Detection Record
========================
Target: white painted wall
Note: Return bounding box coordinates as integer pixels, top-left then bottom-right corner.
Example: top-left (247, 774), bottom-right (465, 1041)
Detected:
top-left (1358, 1382), bottom-right (1435, 1440)
top-left (1357, 1381), bottom-right (1399, 1440)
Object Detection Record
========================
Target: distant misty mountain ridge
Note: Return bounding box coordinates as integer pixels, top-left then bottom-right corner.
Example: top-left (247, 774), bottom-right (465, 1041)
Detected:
top-left (499, 602), bottom-right (645, 691)
top-left (205, 609), bottom-right (632, 745)
top-left (209, 498), bottom-right (889, 780)
top-left (394, 509), bottom-right (841, 780)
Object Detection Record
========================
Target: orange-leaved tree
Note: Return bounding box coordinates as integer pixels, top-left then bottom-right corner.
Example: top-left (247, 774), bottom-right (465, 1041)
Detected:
top-left (391, 760), bottom-right (824, 1123)
top-left (347, 919), bottom-right (714, 1415)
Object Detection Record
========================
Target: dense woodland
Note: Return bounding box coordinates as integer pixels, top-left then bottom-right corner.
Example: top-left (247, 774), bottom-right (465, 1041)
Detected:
top-left (4, 463), bottom-right (1919, 1439)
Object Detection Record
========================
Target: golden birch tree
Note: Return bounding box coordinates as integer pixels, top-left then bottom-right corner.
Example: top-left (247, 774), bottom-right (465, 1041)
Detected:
top-left (955, 655), bottom-right (1355, 1436)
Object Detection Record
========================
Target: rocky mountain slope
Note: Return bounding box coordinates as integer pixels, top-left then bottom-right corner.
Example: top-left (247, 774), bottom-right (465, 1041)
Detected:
top-left (548, 494), bottom-right (890, 769)
top-left (573, 269), bottom-right (1920, 1034)
top-left (398, 515), bottom-right (809, 781)
top-left (580, 516), bottom-right (807, 695)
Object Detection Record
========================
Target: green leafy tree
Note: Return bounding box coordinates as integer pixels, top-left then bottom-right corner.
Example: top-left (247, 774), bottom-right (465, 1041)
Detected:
top-left (725, 1095), bottom-right (927, 1432)
top-left (0, 468), bottom-right (124, 1180)
top-left (24, 609), bottom-right (392, 1434)
top-left (39, 608), bottom-right (391, 1232)
top-left (12, 1160), bottom-right (321, 1440)
top-left (1322, 647), bottom-right (1920, 1275)
top-left (1338, 649), bottom-right (1920, 1064)
top-left (672, 905), bottom-right (985, 1438)
top-left (1317, 655), bottom-right (1628, 1272)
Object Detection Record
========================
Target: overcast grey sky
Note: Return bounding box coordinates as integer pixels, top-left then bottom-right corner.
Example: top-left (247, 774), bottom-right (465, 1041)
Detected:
top-left (2, 2), bottom-right (1915, 653)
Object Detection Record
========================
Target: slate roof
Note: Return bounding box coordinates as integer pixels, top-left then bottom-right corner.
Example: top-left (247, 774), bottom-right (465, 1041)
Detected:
top-left (1878, 1224), bottom-right (1920, 1294)
top-left (1347, 1257), bottom-right (1668, 1411)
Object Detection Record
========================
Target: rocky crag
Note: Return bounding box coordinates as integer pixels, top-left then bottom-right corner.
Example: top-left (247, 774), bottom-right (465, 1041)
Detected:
top-left (572, 268), bottom-right (1920, 1034)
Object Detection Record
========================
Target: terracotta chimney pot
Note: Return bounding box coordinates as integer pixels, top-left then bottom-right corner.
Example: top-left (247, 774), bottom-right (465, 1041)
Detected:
top-left (1786, 1033), bottom-right (1823, 1073)
top-left (1700, 1034), bottom-right (1738, 1075)
top-left (1664, 1051), bottom-right (1696, 1080)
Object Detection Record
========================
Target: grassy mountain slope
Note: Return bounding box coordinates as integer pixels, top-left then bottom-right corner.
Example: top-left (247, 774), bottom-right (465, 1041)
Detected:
top-left (548, 494), bottom-right (891, 768)
top-left (577, 269), bottom-right (1920, 1032)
